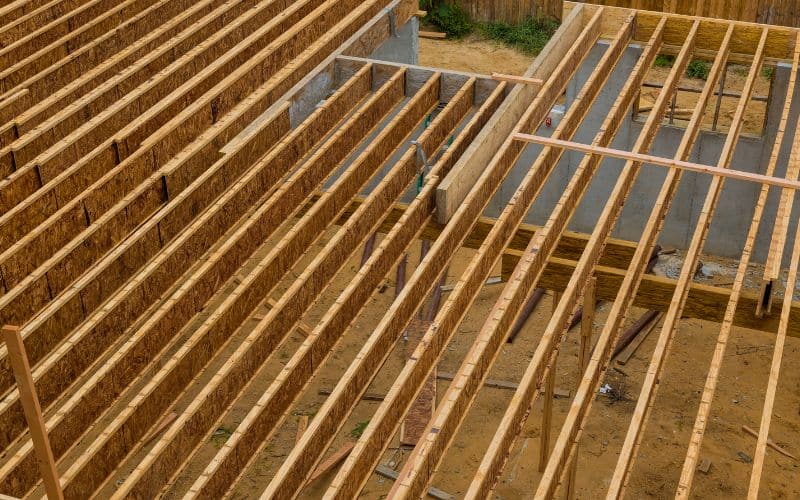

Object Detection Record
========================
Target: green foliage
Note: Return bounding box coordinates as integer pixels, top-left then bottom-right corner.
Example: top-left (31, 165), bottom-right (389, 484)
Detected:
top-left (761, 66), bottom-right (775, 79)
top-left (480, 16), bottom-right (559, 56)
top-left (686, 59), bottom-right (711, 80)
top-left (426, 2), bottom-right (474, 38)
top-left (654, 54), bottom-right (675, 68)
top-left (350, 420), bottom-right (371, 438)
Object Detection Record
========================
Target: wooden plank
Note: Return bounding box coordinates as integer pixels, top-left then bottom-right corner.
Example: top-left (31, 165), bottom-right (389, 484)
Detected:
top-left (419, 30), bottom-right (445, 39)
top-left (0, 63), bottom-right (392, 497)
top-left (490, 73), bottom-right (544, 86)
top-left (676, 30), bottom-right (800, 497)
top-left (513, 134), bottom-right (800, 190)
top-left (56, 61), bottom-right (420, 499)
top-left (564, 1), bottom-right (797, 61)
top-left (535, 20), bottom-right (719, 498)
top-left (305, 443), bottom-right (356, 485)
top-left (324, 10), bottom-right (608, 499)
top-left (393, 14), bottom-right (662, 498)
top-left (610, 26), bottom-right (769, 500)
top-left (0, 0), bottom-right (229, 123)
top-left (183, 74), bottom-right (461, 500)
top-left (373, 465), bottom-right (453, 500)
top-left (435, 2), bottom-right (588, 223)
top-left (747, 196), bottom-right (800, 498)
top-left (0, 326), bottom-right (62, 500)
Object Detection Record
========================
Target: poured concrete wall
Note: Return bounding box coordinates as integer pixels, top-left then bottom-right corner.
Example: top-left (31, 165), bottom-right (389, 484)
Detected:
top-left (486, 40), bottom-right (800, 264)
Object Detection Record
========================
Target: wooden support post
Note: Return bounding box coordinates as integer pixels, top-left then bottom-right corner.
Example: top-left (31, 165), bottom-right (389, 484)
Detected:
top-left (1, 325), bottom-right (63, 500)
top-left (540, 355), bottom-right (556, 472)
top-left (564, 276), bottom-right (595, 498)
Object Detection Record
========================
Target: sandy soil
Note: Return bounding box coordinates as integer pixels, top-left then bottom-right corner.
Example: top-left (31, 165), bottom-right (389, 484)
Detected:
top-left (419, 36), bottom-right (533, 75)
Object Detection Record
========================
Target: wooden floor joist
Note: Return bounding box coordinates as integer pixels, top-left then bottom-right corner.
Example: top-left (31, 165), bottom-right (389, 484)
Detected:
top-left (674, 31), bottom-right (799, 498)
top-left (325, 9), bottom-right (610, 498)
top-left (609, 26), bottom-right (769, 499)
top-left (1, 1), bottom-right (798, 498)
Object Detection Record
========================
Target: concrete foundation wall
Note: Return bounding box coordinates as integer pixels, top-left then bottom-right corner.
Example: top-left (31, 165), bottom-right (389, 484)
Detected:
top-left (486, 41), bottom-right (800, 264)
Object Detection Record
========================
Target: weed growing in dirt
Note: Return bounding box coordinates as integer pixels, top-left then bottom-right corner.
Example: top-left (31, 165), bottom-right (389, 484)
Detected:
top-left (419, 1), bottom-right (559, 55)
top-left (480, 16), bottom-right (559, 55)
top-left (654, 54), bottom-right (675, 68)
top-left (424, 2), bottom-right (473, 38)
top-left (350, 419), bottom-right (371, 438)
top-left (761, 66), bottom-right (775, 79)
top-left (686, 59), bottom-right (711, 80)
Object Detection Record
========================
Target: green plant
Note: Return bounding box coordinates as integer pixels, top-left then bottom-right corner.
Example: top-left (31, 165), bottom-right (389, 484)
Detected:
top-left (480, 16), bottom-right (559, 56)
top-left (686, 59), bottom-right (711, 80)
top-left (350, 419), bottom-right (370, 438)
top-left (654, 54), bottom-right (675, 68)
top-left (426, 2), bottom-right (473, 38)
top-left (761, 66), bottom-right (775, 79)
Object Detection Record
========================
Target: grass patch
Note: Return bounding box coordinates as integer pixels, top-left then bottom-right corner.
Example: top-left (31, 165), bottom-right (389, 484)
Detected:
top-left (424, 2), bottom-right (473, 38)
top-left (654, 54), bottom-right (675, 68)
top-left (686, 59), bottom-right (711, 80)
top-left (761, 66), bottom-right (775, 79)
top-left (480, 17), bottom-right (559, 56)
top-left (350, 419), bottom-right (370, 438)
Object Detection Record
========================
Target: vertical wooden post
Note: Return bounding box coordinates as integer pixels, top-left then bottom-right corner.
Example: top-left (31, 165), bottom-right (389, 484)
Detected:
top-left (578, 278), bottom-right (596, 381)
top-left (539, 291), bottom-right (561, 471)
top-left (564, 277), bottom-right (596, 498)
top-left (2, 325), bottom-right (63, 500)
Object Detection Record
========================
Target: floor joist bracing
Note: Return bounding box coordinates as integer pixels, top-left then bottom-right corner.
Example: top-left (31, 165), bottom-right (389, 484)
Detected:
top-left (0, 0), bottom-right (798, 498)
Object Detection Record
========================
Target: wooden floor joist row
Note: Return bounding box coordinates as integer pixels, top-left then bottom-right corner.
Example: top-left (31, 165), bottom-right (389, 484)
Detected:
top-left (1, 0), bottom-right (798, 498)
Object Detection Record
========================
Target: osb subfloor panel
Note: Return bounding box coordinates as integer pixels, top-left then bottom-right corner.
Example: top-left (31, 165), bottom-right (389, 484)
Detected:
top-left (29, 221), bottom-right (800, 498)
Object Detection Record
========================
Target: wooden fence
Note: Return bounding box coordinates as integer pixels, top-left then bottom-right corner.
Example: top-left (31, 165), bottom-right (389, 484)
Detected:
top-left (434, 1), bottom-right (562, 23)
top-left (434, 1), bottom-right (800, 27)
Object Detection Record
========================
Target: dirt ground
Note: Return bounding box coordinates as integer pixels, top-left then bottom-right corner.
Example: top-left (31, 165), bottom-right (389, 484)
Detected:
top-left (419, 36), bottom-right (533, 75)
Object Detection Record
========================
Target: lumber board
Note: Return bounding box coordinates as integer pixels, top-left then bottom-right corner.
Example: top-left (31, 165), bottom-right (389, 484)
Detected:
top-left (435, 2), bottom-right (588, 223)
top-left (320, 10), bottom-right (607, 499)
top-left (0, 65), bottom-right (390, 497)
top-left (114, 69), bottom-right (439, 500)
top-left (53, 60), bottom-right (413, 498)
top-left (0, 0), bottom-right (152, 70)
top-left (677, 30), bottom-right (800, 498)
top-left (0, 0), bottom-right (58, 29)
top-left (0, 0), bottom-right (317, 218)
top-left (747, 190), bottom-right (800, 498)
top-left (0, 0), bottom-right (230, 122)
top-left (608, 27), bottom-right (769, 499)
top-left (563, 1), bottom-right (797, 61)
top-left (0, 325), bottom-right (62, 500)
top-left (188, 77), bottom-right (478, 500)
top-left (514, 134), bottom-right (800, 190)
top-left (0, 0), bottom-right (88, 48)
top-left (0, 0), bottom-right (187, 93)
top-left (536, 21), bottom-right (714, 498)
top-left (0, 0), bottom-right (368, 340)
top-left (387, 13), bottom-right (647, 499)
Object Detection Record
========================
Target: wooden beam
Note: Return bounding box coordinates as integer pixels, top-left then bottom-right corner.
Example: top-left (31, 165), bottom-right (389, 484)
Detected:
top-left (467, 16), bottom-right (673, 498)
top-left (563, 1), bottom-right (798, 61)
top-left (326, 9), bottom-right (617, 499)
top-left (748, 195), bottom-right (800, 498)
top-left (513, 134), bottom-right (800, 190)
top-left (611, 26), bottom-right (769, 500)
top-left (676, 31), bottom-right (800, 496)
top-left (0, 325), bottom-right (62, 500)
top-left (56, 61), bottom-right (419, 499)
top-left (536, 20), bottom-right (720, 497)
top-left (0, 64), bottom-right (399, 498)
top-left (490, 73), bottom-right (544, 86)
top-left (435, 3), bottom-right (588, 223)
top-left (150, 74), bottom-right (463, 499)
